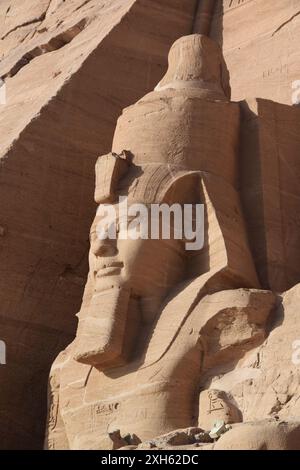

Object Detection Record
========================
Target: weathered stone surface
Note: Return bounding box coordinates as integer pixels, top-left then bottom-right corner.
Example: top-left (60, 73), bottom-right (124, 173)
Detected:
top-left (44, 286), bottom-right (275, 449)
top-left (2, 0), bottom-right (300, 453)
top-left (199, 284), bottom-right (300, 432)
top-left (213, 420), bottom-right (300, 450)
top-left (132, 427), bottom-right (209, 450)
top-left (210, 0), bottom-right (300, 105)
top-left (198, 389), bottom-right (241, 430)
top-left (127, 419), bottom-right (300, 450)
top-left (240, 99), bottom-right (300, 292)
top-left (0, 0), bottom-right (199, 450)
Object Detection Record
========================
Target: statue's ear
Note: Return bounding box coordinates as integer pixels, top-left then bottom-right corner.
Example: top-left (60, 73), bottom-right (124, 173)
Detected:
top-left (94, 151), bottom-right (131, 203)
top-left (161, 171), bottom-right (201, 205)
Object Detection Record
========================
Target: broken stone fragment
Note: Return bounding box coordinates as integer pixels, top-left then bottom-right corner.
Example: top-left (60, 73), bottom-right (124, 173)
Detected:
top-left (209, 420), bottom-right (230, 439)
top-left (194, 432), bottom-right (214, 444)
top-left (108, 429), bottom-right (141, 450)
top-left (138, 427), bottom-right (206, 449)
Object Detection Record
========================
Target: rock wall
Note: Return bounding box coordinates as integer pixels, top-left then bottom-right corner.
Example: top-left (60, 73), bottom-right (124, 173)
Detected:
top-left (240, 99), bottom-right (300, 292)
top-left (1, 0), bottom-right (300, 450)
top-left (200, 284), bottom-right (300, 426)
top-left (210, 0), bottom-right (300, 105)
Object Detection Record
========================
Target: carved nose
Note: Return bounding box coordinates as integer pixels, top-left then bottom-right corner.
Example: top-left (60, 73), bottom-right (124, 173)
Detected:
top-left (92, 239), bottom-right (118, 257)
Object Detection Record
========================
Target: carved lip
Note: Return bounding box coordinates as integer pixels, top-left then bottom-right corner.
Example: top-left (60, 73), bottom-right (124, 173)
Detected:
top-left (96, 261), bottom-right (124, 277)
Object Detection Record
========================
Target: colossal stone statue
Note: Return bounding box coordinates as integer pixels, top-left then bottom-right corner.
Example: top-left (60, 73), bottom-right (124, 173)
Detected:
top-left (44, 34), bottom-right (277, 450)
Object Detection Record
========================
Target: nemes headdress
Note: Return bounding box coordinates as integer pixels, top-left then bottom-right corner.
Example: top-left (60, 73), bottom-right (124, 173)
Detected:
top-left (95, 151), bottom-right (200, 206)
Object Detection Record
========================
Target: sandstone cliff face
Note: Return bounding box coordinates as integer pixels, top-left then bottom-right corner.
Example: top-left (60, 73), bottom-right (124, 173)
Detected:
top-left (2, 0), bottom-right (300, 451)
top-left (211, 0), bottom-right (300, 105)
top-left (202, 284), bottom-right (300, 422)
top-left (0, 0), bottom-right (198, 449)
top-left (113, 285), bottom-right (300, 450)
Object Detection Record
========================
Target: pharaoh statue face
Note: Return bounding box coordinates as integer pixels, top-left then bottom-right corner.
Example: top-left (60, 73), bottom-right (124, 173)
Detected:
top-left (89, 205), bottom-right (186, 299)
top-left (73, 152), bottom-right (200, 369)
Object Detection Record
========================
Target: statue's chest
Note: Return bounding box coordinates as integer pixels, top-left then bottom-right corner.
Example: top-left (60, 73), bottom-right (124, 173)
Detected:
top-left (58, 355), bottom-right (197, 449)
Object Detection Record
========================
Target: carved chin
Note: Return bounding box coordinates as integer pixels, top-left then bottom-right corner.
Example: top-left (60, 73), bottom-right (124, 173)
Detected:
top-left (73, 287), bottom-right (140, 369)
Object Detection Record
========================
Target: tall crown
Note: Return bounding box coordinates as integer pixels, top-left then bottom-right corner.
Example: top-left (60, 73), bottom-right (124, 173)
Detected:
top-left (112, 34), bottom-right (238, 185)
top-left (155, 34), bottom-right (230, 100)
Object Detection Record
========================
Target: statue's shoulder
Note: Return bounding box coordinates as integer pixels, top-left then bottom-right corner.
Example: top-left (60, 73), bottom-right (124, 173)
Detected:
top-left (51, 341), bottom-right (89, 379)
top-left (50, 342), bottom-right (93, 399)
top-left (142, 284), bottom-right (276, 368)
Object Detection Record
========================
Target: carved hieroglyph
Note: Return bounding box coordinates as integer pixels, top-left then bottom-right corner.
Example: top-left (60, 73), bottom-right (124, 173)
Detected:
top-left (44, 34), bottom-right (277, 450)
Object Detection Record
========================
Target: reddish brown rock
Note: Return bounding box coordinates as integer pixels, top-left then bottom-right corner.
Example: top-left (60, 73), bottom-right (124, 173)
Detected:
top-left (240, 99), bottom-right (300, 292)
top-left (44, 34), bottom-right (275, 450)
top-left (201, 284), bottom-right (300, 424)
top-left (128, 419), bottom-right (300, 450)
top-left (198, 389), bottom-right (241, 430)
top-left (210, 0), bottom-right (300, 105)
top-left (2, 0), bottom-right (300, 452)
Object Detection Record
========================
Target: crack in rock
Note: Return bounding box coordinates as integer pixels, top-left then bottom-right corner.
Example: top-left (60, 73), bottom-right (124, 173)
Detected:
top-left (74, 0), bottom-right (93, 13)
top-left (1, 18), bottom-right (87, 80)
top-left (272, 10), bottom-right (300, 36)
top-left (1, 12), bottom-right (47, 41)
